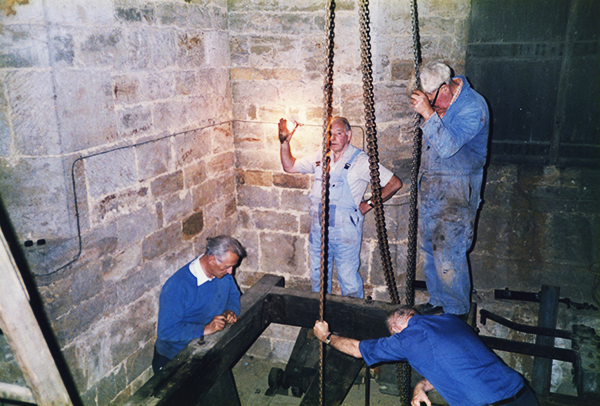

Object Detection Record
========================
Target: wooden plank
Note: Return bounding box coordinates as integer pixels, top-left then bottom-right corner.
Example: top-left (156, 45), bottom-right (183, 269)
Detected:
top-left (300, 348), bottom-right (364, 406)
top-left (0, 382), bottom-right (36, 404)
top-left (264, 287), bottom-right (397, 340)
top-left (531, 285), bottom-right (560, 396)
top-left (0, 230), bottom-right (72, 406)
top-left (126, 277), bottom-right (398, 405)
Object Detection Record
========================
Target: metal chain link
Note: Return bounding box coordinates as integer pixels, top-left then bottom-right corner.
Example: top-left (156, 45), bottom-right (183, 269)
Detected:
top-left (359, 0), bottom-right (400, 307)
top-left (319, 1), bottom-right (336, 405)
top-left (359, 2), bottom-right (409, 404)
top-left (398, 1), bottom-right (424, 406)
top-left (406, 0), bottom-right (422, 309)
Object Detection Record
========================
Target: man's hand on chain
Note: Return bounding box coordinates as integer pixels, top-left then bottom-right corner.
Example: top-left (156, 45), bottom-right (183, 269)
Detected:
top-left (410, 90), bottom-right (435, 120)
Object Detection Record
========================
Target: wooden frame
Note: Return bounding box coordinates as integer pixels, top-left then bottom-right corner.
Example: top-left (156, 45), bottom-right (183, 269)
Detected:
top-left (0, 229), bottom-right (72, 405)
top-left (126, 275), bottom-right (398, 405)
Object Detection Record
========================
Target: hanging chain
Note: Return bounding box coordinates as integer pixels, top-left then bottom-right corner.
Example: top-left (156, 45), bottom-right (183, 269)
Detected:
top-left (319, 1), bottom-right (336, 405)
top-left (398, 1), bottom-right (424, 406)
top-left (359, 0), bottom-right (400, 307)
top-left (406, 0), bottom-right (422, 309)
top-left (359, 2), bottom-right (408, 405)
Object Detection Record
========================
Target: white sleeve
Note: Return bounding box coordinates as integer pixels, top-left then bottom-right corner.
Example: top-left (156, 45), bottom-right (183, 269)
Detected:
top-left (354, 153), bottom-right (394, 185)
top-left (292, 150), bottom-right (319, 174)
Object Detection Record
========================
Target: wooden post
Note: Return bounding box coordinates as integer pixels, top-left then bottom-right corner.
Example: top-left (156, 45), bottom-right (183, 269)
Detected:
top-left (531, 285), bottom-right (560, 397)
top-left (0, 230), bottom-right (72, 406)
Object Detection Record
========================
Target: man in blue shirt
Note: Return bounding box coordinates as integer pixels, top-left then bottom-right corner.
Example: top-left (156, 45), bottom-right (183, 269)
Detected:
top-left (314, 306), bottom-right (539, 406)
top-left (410, 62), bottom-right (490, 317)
top-left (152, 235), bottom-right (246, 373)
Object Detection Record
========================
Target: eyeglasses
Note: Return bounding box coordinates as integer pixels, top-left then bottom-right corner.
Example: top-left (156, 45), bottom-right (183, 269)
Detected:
top-left (430, 83), bottom-right (445, 108)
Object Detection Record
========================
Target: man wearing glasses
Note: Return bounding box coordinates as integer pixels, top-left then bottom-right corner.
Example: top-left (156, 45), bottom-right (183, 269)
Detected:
top-left (152, 235), bottom-right (246, 373)
top-left (410, 62), bottom-right (490, 320)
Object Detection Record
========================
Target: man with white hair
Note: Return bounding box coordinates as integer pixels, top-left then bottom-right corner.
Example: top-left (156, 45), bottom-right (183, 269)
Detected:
top-left (153, 235), bottom-right (246, 373)
top-left (278, 116), bottom-right (402, 298)
top-left (410, 61), bottom-right (490, 319)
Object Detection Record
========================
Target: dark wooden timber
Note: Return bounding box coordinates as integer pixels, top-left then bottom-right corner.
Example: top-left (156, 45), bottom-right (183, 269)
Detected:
top-left (125, 275), bottom-right (397, 405)
top-left (532, 285), bottom-right (560, 397)
top-left (300, 348), bottom-right (364, 406)
top-left (262, 287), bottom-right (396, 340)
top-left (480, 336), bottom-right (576, 363)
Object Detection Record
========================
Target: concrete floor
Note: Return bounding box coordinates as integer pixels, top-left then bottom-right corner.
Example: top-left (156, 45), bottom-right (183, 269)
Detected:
top-left (230, 354), bottom-right (593, 406)
top-left (231, 354), bottom-right (435, 406)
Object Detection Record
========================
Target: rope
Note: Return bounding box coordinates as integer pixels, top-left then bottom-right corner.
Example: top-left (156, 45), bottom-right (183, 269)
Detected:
top-left (359, 0), bottom-right (399, 306)
top-left (319, 1), bottom-right (336, 405)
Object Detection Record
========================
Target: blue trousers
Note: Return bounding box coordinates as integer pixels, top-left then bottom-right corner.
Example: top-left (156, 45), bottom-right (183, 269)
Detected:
top-left (419, 173), bottom-right (480, 314)
top-left (485, 385), bottom-right (540, 406)
top-left (309, 206), bottom-right (364, 298)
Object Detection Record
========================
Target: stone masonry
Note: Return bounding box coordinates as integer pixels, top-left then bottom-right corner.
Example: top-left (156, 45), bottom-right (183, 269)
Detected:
top-left (1, 0), bottom-right (236, 404)
top-left (0, 0), bottom-right (598, 404)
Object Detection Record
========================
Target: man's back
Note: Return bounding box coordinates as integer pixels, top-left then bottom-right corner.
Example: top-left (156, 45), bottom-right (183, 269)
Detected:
top-left (360, 314), bottom-right (524, 406)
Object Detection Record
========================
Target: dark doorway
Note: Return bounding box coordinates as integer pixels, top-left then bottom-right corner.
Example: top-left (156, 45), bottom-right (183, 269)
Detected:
top-left (466, 0), bottom-right (600, 167)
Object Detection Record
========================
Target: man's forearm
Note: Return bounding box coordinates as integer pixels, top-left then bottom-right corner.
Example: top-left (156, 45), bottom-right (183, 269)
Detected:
top-left (415, 379), bottom-right (434, 392)
top-left (280, 141), bottom-right (297, 173)
top-left (381, 175), bottom-right (402, 202)
top-left (329, 334), bottom-right (363, 359)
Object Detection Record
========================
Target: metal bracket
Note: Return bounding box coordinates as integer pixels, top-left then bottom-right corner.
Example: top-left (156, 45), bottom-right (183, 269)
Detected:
top-left (495, 288), bottom-right (598, 310)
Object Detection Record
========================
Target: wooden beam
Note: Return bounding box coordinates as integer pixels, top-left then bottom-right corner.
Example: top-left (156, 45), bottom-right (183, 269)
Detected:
top-left (532, 285), bottom-right (560, 396)
top-left (263, 287), bottom-right (397, 340)
top-left (0, 382), bottom-right (36, 404)
top-left (0, 230), bottom-right (72, 406)
top-left (300, 349), bottom-right (364, 406)
top-left (126, 276), bottom-right (397, 405)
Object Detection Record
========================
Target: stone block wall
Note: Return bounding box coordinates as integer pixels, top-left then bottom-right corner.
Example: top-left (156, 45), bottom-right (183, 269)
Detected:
top-left (0, 0), bottom-right (597, 403)
top-left (230, 0), bottom-right (472, 294)
top-left (229, 0), bottom-right (473, 360)
top-left (474, 164), bottom-right (599, 301)
top-left (0, 0), bottom-right (235, 404)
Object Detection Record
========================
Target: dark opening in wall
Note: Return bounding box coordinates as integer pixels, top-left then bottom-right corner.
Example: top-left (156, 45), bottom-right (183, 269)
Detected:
top-left (466, 0), bottom-right (600, 168)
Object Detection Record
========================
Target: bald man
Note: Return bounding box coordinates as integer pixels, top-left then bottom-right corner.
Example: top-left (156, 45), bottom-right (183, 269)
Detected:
top-left (279, 116), bottom-right (402, 298)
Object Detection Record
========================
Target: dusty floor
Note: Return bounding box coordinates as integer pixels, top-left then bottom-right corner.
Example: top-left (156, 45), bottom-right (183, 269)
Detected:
top-left (230, 354), bottom-right (593, 406)
top-left (231, 354), bottom-right (436, 406)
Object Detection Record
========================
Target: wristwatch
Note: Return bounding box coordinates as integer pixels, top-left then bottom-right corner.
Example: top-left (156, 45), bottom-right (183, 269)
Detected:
top-left (366, 199), bottom-right (374, 208)
top-left (325, 332), bottom-right (333, 345)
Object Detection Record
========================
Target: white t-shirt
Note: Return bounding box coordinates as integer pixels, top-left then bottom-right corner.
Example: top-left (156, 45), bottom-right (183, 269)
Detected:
top-left (292, 144), bottom-right (394, 207)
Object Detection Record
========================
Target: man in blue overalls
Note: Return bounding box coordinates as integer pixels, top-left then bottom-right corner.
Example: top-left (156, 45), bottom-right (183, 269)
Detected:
top-left (410, 62), bottom-right (490, 318)
top-left (279, 117), bottom-right (402, 298)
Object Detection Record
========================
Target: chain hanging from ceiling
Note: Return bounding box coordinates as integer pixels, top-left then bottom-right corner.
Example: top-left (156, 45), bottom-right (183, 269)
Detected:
top-left (398, 1), bottom-right (424, 404)
top-left (359, 0), bottom-right (400, 307)
top-left (318, 0), bottom-right (337, 405)
top-left (318, 0), bottom-right (422, 404)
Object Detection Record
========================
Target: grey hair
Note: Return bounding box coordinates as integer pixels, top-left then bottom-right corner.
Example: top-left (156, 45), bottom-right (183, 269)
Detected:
top-left (420, 62), bottom-right (452, 94)
top-left (205, 235), bottom-right (247, 261)
top-left (329, 116), bottom-right (351, 132)
top-left (386, 305), bottom-right (420, 331)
